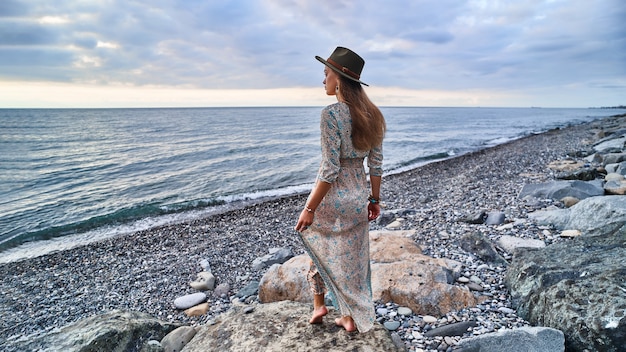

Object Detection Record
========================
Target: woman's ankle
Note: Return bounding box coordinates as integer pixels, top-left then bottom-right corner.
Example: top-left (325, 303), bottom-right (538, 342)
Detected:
top-left (335, 316), bottom-right (356, 332)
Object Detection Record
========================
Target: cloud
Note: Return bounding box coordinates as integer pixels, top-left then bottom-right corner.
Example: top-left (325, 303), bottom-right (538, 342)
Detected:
top-left (0, 0), bottom-right (624, 107)
top-left (0, 0), bottom-right (28, 17)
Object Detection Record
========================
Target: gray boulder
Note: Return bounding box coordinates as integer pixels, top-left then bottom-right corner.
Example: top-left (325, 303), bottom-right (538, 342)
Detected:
top-left (161, 326), bottom-right (197, 352)
top-left (593, 136), bottom-right (625, 153)
top-left (19, 310), bottom-right (179, 352)
top-left (180, 301), bottom-right (403, 351)
top-left (505, 223), bottom-right (626, 352)
top-left (456, 326), bottom-right (565, 352)
top-left (555, 167), bottom-right (598, 181)
top-left (234, 280), bottom-right (259, 300)
top-left (251, 247), bottom-right (294, 271)
top-left (459, 232), bottom-right (507, 265)
top-left (528, 195), bottom-right (626, 236)
top-left (485, 211), bottom-right (506, 225)
top-left (603, 152), bottom-right (626, 165)
top-left (605, 161), bottom-right (626, 174)
top-left (460, 210), bottom-right (487, 224)
top-left (518, 180), bottom-right (604, 201)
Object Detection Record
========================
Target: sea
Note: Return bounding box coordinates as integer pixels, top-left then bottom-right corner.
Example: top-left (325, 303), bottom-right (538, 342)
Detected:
top-left (1, 106), bottom-right (623, 263)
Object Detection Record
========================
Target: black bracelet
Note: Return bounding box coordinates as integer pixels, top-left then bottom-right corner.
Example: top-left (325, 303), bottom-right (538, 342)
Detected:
top-left (368, 195), bottom-right (379, 204)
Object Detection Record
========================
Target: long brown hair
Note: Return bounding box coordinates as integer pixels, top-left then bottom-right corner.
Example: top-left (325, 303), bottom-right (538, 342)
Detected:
top-left (339, 77), bottom-right (386, 151)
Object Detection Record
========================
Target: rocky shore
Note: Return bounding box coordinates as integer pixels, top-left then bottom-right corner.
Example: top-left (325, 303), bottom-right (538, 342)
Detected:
top-left (1, 113), bottom-right (624, 352)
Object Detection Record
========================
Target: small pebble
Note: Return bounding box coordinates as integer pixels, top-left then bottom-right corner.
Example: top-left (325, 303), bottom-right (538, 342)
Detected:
top-left (384, 321), bottom-right (401, 331)
top-left (422, 315), bottom-right (438, 324)
top-left (398, 307), bottom-right (413, 316)
top-left (498, 307), bottom-right (515, 315)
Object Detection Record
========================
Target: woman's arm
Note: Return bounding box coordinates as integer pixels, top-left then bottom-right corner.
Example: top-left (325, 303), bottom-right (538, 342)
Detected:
top-left (294, 181), bottom-right (331, 232)
top-left (295, 107), bottom-right (340, 232)
top-left (368, 175), bottom-right (381, 221)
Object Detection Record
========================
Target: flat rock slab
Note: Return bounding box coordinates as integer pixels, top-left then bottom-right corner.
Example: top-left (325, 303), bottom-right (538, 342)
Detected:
top-left (457, 326), bottom-right (565, 352)
top-left (496, 235), bottom-right (545, 253)
top-left (181, 301), bottom-right (402, 352)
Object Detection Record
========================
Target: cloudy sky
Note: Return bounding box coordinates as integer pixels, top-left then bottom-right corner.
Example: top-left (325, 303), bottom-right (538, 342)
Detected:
top-left (1, 0), bottom-right (624, 108)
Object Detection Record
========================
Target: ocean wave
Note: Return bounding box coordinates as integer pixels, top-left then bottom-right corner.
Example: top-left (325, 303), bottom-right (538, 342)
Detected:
top-left (1, 106), bottom-right (623, 263)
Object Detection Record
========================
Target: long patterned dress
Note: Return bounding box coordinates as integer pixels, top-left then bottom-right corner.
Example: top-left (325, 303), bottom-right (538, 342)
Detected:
top-left (299, 102), bottom-right (383, 333)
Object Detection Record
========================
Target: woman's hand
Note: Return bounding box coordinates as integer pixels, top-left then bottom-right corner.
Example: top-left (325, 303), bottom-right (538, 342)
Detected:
top-left (368, 202), bottom-right (380, 221)
top-left (295, 208), bottom-right (314, 232)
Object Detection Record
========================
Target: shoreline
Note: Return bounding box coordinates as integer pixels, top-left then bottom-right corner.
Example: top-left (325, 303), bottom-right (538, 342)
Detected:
top-left (0, 109), bottom-right (610, 261)
top-left (0, 114), bottom-right (614, 349)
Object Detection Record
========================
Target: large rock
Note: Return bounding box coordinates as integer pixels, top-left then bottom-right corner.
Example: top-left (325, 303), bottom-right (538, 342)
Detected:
top-left (604, 177), bottom-right (626, 195)
top-left (603, 152), bottom-right (626, 165)
top-left (19, 310), bottom-right (179, 352)
top-left (593, 136), bottom-right (626, 153)
top-left (258, 255), bottom-right (314, 303)
top-left (518, 180), bottom-right (604, 201)
top-left (180, 301), bottom-right (402, 352)
top-left (456, 326), bottom-right (565, 352)
top-left (259, 231), bottom-right (476, 317)
top-left (528, 195), bottom-right (626, 236)
top-left (161, 326), bottom-right (197, 352)
top-left (505, 223), bottom-right (626, 352)
top-left (369, 231), bottom-right (476, 316)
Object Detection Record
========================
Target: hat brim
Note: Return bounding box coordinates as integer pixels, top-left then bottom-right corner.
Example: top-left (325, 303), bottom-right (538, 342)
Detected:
top-left (315, 56), bottom-right (369, 86)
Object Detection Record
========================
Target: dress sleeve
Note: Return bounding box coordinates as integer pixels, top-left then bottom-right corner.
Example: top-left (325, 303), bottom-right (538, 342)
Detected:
top-left (367, 144), bottom-right (383, 177)
top-left (317, 107), bottom-right (341, 183)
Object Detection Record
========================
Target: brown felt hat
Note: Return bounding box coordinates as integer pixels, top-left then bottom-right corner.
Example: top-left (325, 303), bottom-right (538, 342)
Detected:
top-left (316, 46), bottom-right (368, 86)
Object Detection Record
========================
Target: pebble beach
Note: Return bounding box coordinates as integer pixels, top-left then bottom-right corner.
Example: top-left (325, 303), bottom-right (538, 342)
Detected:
top-left (0, 115), bottom-right (608, 351)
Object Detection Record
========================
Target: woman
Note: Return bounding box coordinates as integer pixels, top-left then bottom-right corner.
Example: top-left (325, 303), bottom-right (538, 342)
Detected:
top-left (294, 46), bottom-right (386, 333)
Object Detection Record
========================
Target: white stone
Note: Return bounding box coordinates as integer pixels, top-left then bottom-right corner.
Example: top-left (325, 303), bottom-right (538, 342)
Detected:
top-left (422, 315), bottom-right (438, 324)
top-left (497, 235), bottom-right (546, 253)
top-left (385, 219), bottom-right (403, 229)
top-left (470, 275), bottom-right (482, 284)
top-left (199, 259), bottom-right (211, 272)
top-left (496, 223), bottom-right (514, 230)
top-left (498, 307), bottom-right (515, 315)
top-left (476, 264), bottom-right (490, 271)
top-left (189, 271), bottom-right (215, 291)
top-left (397, 307), bottom-right (413, 316)
top-left (174, 292), bottom-right (207, 310)
top-left (560, 229), bottom-right (582, 238)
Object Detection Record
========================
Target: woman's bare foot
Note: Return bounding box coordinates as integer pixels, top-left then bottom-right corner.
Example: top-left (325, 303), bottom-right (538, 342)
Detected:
top-left (309, 306), bottom-right (328, 324)
top-left (335, 316), bottom-right (356, 332)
